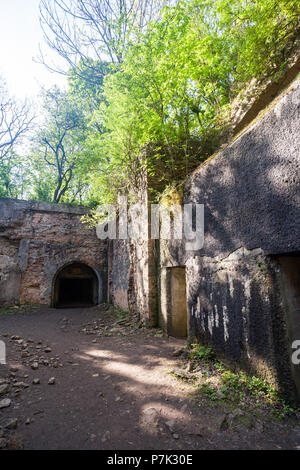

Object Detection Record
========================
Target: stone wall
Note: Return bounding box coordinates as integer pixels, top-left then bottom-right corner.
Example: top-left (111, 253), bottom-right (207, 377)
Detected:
top-left (0, 199), bottom-right (107, 306)
top-left (110, 227), bottom-right (158, 327)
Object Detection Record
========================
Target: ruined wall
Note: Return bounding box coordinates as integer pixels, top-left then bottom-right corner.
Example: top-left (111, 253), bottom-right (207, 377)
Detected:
top-left (109, 168), bottom-right (158, 326)
top-left (110, 239), bottom-right (132, 311)
top-left (0, 199), bottom-right (107, 306)
top-left (110, 227), bottom-right (158, 326)
top-left (159, 78), bottom-right (300, 401)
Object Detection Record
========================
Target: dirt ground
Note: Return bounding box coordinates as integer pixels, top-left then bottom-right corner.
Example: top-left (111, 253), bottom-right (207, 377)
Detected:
top-left (0, 305), bottom-right (300, 450)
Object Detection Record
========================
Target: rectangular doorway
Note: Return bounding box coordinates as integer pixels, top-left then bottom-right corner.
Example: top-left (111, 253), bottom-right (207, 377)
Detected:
top-left (160, 267), bottom-right (188, 338)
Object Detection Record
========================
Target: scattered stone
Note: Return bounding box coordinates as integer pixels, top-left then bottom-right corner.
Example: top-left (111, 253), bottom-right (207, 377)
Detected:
top-left (172, 347), bottom-right (185, 357)
top-left (215, 390), bottom-right (225, 399)
top-left (255, 421), bottom-right (264, 433)
top-left (172, 368), bottom-right (190, 379)
top-left (165, 420), bottom-right (176, 432)
top-left (0, 398), bottom-right (11, 409)
top-left (173, 433), bottom-right (179, 439)
top-left (32, 378), bottom-right (40, 385)
top-left (101, 431), bottom-right (111, 442)
top-left (141, 407), bottom-right (160, 431)
top-left (186, 362), bottom-right (194, 372)
top-left (9, 366), bottom-right (19, 372)
top-left (230, 408), bottom-right (244, 419)
top-left (13, 382), bottom-right (29, 388)
top-left (0, 438), bottom-right (7, 449)
top-left (0, 383), bottom-right (10, 396)
top-left (25, 418), bottom-right (31, 425)
top-left (48, 377), bottom-right (55, 385)
top-left (31, 362), bottom-right (39, 370)
top-left (44, 347), bottom-right (52, 353)
top-left (6, 418), bottom-right (18, 430)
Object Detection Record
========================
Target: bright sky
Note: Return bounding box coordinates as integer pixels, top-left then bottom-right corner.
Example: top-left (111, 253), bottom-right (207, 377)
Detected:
top-left (0, 0), bottom-right (66, 101)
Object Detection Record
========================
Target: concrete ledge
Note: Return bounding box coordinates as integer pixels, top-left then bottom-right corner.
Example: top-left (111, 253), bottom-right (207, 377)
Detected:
top-left (0, 198), bottom-right (90, 217)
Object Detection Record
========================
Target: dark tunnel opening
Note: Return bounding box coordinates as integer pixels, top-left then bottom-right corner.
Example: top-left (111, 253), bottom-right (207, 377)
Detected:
top-left (53, 263), bottom-right (98, 308)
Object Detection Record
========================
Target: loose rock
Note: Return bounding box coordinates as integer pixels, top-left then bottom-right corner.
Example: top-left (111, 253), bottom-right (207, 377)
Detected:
top-left (0, 438), bottom-right (7, 449)
top-left (101, 430), bottom-right (111, 442)
top-left (0, 383), bottom-right (10, 396)
top-left (6, 418), bottom-right (18, 430)
top-left (0, 398), bottom-right (11, 409)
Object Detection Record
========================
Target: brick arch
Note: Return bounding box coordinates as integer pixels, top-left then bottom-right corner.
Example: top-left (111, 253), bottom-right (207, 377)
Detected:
top-left (51, 260), bottom-right (102, 308)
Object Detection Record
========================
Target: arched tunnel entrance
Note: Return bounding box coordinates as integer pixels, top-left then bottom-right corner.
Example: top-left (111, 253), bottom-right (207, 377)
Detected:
top-left (52, 262), bottom-right (99, 308)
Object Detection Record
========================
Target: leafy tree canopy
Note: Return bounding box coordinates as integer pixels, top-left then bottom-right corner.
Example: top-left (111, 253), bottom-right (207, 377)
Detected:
top-left (2, 0), bottom-right (298, 205)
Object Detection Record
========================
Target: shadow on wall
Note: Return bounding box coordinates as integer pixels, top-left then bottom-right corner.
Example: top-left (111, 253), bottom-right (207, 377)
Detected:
top-left (184, 87), bottom-right (300, 402)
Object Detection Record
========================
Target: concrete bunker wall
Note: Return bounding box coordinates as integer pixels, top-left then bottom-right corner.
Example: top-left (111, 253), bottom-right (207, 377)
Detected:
top-left (158, 79), bottom-right (300, 401)
top-left (0, 199), bottom-right (107, 306)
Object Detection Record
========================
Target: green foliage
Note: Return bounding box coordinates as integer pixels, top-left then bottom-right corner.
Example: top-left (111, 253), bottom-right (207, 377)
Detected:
top-left (200, 384), bottom-right (219, 401)
top-left (87, 0), bottom-right (299, 204)
top-left (0, 152), bottom-right (30, 199)
top-left (20, 0), bottom-right (299, 205)
top-left (29, 87), bottom-right (99, 204)
top-left (184, 341), bottom-right (299, 416)
top-left (189, 344), bottom-right (214, 361)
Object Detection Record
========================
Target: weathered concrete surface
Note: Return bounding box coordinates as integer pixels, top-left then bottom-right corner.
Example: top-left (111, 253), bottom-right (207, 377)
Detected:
top-left (158, 79), bottom-right (300, 402)
top-left (110, 236), bottom-right (157, 327)
top-left (110, 240), bottom-right (131, 311)
top-left (186, 249), bottom-right (294, 397)
top-left (185, 79), bottom-right (300, 259)
top-left (0, 199), bottom-right (107, 306)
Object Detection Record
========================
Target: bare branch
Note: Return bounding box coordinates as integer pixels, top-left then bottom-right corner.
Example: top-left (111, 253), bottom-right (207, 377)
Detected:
top-left (0, 79), bottom-right (35, 159)
top-left (37, 0), bottom-right (179, 78)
